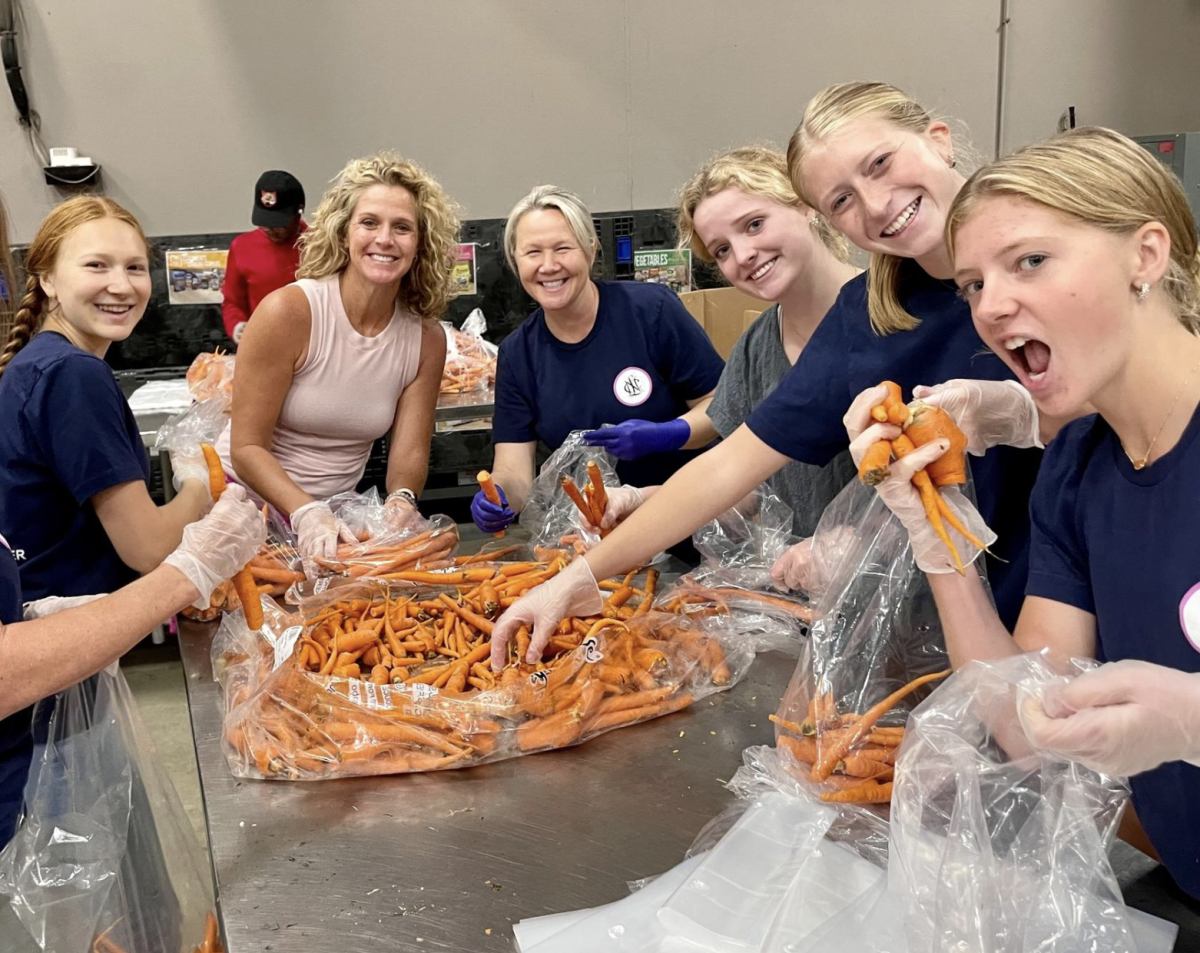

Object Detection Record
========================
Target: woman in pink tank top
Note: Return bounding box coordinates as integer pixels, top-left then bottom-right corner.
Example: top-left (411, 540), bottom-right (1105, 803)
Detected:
top-left (226, 153), bottom-right (461, 562)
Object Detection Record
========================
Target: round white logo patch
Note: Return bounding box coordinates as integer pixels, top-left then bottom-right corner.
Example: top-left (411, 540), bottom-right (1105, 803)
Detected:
top-left (1180, 582), bottom-right (1200, 653)
top-left (613, 366), bottom-right (653, 407)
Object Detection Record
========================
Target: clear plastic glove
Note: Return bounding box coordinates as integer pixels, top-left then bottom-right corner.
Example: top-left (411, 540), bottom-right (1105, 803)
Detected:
top-left (291, 500), bottom-right (357, 562)
top-left (164, 484), bottom-right (267, 608)
top-left (471, 485), bottom-right (516, 534)
top-left (1019, 659), bottom-right (1200, 777)
top-left (913, 379), bottom-right (1043, 455)
top-left (383, 495), bottom-right (423, 535)
top-left (582, 418), bottom-right (690, 460)
top-left (489, 558), bottom-right (604, 670)
top-left (769, 528), bottom-right (856, 597)
top-left (169, 445), bottom-right (212, 494)
top-left (580, 484), bottom-right (644, 532)
top-left (845, 385), bottom-right (996, 574)
top-left (22, 593), bottom-right (105, 620)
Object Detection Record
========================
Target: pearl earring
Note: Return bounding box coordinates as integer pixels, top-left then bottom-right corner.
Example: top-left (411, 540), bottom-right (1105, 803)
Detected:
top-left (1136, 282), bottom-right (1151, 301)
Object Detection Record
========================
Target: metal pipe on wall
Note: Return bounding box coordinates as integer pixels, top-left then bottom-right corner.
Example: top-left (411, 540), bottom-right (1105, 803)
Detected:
top-left (994, 0), bottom-right (1012, 158)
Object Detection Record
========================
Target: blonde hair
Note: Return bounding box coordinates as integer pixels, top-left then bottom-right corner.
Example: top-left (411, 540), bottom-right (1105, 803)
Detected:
top-left (676, 145), bottom-right (850, 266)
top-left (0, 196), bottom-right (149, 380)
top-left (504, 185), bottom-right (599, 272)
top-left (788, 82), bottom-right (952, 336)
top-left (298, 152), bottom-right (461, 321)
top-left (947, 126), bottom-right (1200, 334)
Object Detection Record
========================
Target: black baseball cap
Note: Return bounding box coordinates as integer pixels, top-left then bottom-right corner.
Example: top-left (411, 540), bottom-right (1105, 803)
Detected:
top-left (252, 170), bottom-right (305, 227)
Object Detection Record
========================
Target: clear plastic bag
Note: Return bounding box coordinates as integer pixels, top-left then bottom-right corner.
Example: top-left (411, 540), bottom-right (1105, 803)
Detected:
top-left (889, 652), bottom-right (1144, 953)
top-left (185, 350), bottom-right (236, 407)
top-left (770, 477), bottom-right (956, 806)
top-left (0, 665), bottom-right (215, 953)
top-left (520, 432), bottom-right (621, 557)
top-left (303, 488), bottom-right (460, 581)
top-left (440, 309), bottom-right (497, 395)
top-left (214, 573), bottom-right (755, 781)
top-left (152, 395), bottom-right (230, 459)
top-left (659, 487), bottom-right (813, 652)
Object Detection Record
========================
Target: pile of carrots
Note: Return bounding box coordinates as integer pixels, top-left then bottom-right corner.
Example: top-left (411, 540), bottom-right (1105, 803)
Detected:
top-left (186, 349), bottom-right (235, 404)
top-left (661, 580), bottom-right (814, 625)
top-left (771, 669), bottom-right (949, 804)
top-left (220, 563), bottom-right (739, 779)
top-left (561, 461), bottom-right (612, 536)
top-left (201, 444), bottom-right (263, 630)
top-left (93, 911), bottom-right (223, 953)
top-left (856, 380), bottom-right (989, 573)
top-left (440, 325), bottom-right (496, 395)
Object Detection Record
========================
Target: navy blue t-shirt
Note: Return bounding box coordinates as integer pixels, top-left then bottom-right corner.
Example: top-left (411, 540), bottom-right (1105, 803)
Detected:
top-left (1027, 403), bottom-right (1200, 898)
top-left (0, 332), bottom-right (150, 601)
top-left (745, 264), bottom-right (1042, 630)
top-left (493, 280), bottom-right (725, 488)
top-left (0, 533), bottom-right (28, 846)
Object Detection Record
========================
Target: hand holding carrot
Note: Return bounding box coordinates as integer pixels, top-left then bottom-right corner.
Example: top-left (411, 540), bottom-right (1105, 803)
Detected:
top-left (913, 379), bottom-right (1043, 455)
top-left (163, 484), bottom-right (266, 609)
top-left (580, 484), bottom-right (645, 533)
top-left (846, 386), bottom-right (996, 575)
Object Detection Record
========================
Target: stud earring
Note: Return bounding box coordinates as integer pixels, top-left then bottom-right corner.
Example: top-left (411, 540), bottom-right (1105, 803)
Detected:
top-left (948, 155), bottom-right (957, 169)
top-left (1136, 282), bottom-right (1151, 301)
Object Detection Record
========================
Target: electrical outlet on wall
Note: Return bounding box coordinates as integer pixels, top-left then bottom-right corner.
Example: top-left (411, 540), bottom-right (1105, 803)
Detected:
top-left (1056, 106), bottom-right (1076, 133)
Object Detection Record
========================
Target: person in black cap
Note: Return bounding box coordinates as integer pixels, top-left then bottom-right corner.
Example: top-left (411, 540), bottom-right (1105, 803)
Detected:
top-left (221, 170), bottom-right (306, 343)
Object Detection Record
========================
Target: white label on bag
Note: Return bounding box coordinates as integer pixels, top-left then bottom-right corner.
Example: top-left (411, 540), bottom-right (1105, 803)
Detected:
top-left (529, 670), bottom-right (549, 687)
top-left (273, 625), bottom-right (303, 670)
top-left (581, 636), bottom-right (604, 664)
top-left (314, 577), bottom-right (331, 594)
top-left (348, 680), bottom-right (363, 705)
top-left (400, 683), bottom-right (439, 701)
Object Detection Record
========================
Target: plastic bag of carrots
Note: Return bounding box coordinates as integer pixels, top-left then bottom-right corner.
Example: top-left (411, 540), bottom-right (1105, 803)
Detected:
top-left (890, 653), bottom-right (1145, 953)
top-left (0, 663), bottom-right (218, 953)
top-left (440, 309), bottom-right (497, 396)
top-left (213, 565), bottom-right (759, 781)
top-left (770, 477), bottom-right (967, 806)
top-left (658, 487), bottom-right (813, 648)
top-left (185, 349), bottom-right (236, 407)
top-left (298, 488), bottom-right (460, 584)
top-left (520, 430), bottom-right (622, 555)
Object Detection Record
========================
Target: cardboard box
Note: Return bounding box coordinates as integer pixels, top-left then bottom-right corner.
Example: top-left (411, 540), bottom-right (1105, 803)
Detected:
top-left (678, 286), bottom-right (767, 359)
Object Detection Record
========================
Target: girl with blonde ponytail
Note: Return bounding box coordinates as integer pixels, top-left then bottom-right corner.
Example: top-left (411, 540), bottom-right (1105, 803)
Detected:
top-left (487, 84), bottom-right (1045, 669)
top-left (848, 126), bottom-right (1200, 893)
top-left (0, 196), bottom-right (215, 603)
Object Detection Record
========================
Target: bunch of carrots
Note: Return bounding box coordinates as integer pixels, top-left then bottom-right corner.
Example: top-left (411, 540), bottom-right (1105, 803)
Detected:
top-left (561, 461), bottom-right (612, 536)
top-left (771, 669), bottom-right (949, 804)
top-left (221, 564), bottom-right (738, 779)
top-left (311, 522), bottom-right (460, 577)
top-left (180, 541), bottom-right (304, 622)
top-left (856, 380), bottom-right (990, 574)
top-left (201, 444), bottom-right (263, 630)
top-left (93, 911), bottom-right (223, 953)
top-left (185, 349), bottom-right (235, 404)
top-left (440, 325), bottom-right (496, 394)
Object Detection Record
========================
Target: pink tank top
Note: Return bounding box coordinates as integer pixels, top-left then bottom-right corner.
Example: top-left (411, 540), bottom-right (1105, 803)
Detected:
top-left (218, 275), bottom-right (422, 499)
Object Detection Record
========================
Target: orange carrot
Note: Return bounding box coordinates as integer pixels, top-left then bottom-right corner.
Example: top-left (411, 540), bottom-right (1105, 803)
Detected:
top-left (820, 780), bottom-right (893, 803)
top-left (857, 439), bottom-right (893, 486)
top-left (476, 470), bottom-right (506, 538)
top-left (560, 476), bottom-right (591, 522)
top-left (891, 434), bottom-right (965, 574)
top-left (586, 461), bottom-right (608, 524)
top-left (905, 402), bottom-right (968, 486)
top-left (812, 669), bottom-right (948, 781)
top-left (933, 492), bottom-right (991, 553)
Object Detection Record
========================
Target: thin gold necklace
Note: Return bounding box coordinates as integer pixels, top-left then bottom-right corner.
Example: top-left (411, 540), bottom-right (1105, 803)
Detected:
top-left (1123, 353), bottom-right (1200, 469)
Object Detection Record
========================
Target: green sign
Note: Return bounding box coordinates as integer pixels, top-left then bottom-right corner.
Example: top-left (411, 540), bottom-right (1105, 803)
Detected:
top-left (633, 248), bottom-right (691, 293)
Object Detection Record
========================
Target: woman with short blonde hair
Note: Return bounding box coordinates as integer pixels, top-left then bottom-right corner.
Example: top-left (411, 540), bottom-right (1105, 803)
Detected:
top-left (223, 151), bottom-right (461, 563)
top-left (472, 184), bottom-right (724, 551)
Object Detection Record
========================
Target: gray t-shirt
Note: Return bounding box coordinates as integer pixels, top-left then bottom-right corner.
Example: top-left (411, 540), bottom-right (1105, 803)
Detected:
top-left (708, 305), bottom-right (857, 538)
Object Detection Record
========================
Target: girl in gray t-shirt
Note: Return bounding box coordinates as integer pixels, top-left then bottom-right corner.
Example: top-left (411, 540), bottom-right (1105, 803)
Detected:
top-left (585, 147), bottom-right (859, 580)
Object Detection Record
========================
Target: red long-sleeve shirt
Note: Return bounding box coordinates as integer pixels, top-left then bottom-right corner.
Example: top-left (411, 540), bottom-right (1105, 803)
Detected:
top-left (220, 224), bottom-right (306, 339)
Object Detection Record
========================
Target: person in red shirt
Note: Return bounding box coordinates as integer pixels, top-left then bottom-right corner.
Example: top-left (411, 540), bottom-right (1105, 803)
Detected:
top-left (221, 170), bottom-right (307, 343)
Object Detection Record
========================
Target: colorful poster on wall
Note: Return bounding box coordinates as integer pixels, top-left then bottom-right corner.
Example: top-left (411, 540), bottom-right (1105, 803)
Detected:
top-left (165, 249), bottom-right (229, 305)
top-left (633, 248), bottom-right (692, 293)
top-left (452, 243), bottom-right (478, 296)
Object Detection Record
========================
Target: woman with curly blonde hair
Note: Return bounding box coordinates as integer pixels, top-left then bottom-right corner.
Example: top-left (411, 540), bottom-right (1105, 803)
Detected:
top-left (219, 152), bottom-right (461, 562)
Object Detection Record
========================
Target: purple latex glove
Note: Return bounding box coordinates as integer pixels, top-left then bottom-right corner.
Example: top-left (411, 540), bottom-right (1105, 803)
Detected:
top-left (582, 418), bottom-right (690, 460)
top-left (471, 484), bottom-right (515, 534)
